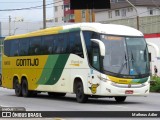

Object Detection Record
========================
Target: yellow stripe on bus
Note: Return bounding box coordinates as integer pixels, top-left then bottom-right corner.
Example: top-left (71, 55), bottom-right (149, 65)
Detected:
top-left (5, 26), bottom-right (63, 40)
top-left (108, 75), bottom-right (132, 84)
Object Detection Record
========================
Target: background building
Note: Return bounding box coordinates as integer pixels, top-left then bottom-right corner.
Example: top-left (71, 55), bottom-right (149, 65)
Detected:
top-left (96, 0), bottom-right (160, 22)
top-left (54, 0), bottom-right (95, 23)
top-left (54, 0), bottom-right (64, 23)
top-left (64, 0), bottom-right (74, 22)
top-left (95, 0), bottom-right (160, 34)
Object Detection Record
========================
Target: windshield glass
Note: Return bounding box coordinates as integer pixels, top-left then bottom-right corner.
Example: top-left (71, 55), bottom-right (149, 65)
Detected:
top-left (101, 35), bottom-right (150, 78)
top-left (126, 37), bottom-right (149, 75)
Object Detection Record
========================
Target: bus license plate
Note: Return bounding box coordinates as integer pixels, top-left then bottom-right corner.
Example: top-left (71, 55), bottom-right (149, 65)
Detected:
top-left (125, 90), bottom-right (133, 94)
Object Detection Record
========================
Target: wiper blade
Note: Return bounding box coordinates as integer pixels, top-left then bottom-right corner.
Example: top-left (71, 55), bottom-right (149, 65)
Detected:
top-left (118, 54), bottom-right (128, 74)
top-left (130, 50), bottom-right (134, 61)
top-left (130, 50), bottom-right (141, 75)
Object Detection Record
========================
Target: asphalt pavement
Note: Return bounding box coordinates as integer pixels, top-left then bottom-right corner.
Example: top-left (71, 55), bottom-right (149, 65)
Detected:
top-left (0, 87), bottom-right (160, 111)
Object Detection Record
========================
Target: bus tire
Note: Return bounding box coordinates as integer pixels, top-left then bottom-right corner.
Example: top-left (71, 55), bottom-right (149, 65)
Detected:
top-left (21, 79), bottom-right (31, 97)
top-left (75, 81), bottom-right (88, 103)
top-left (13, 78), bottom-right (22, 97)
top-left (48, 92), bottom-right (66, 97)
top-left (115, 96), bottom-right (126, 102)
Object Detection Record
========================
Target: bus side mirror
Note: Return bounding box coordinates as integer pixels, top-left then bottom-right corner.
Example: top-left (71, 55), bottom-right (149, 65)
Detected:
top-left (91, 39), bottom-right (105, 57)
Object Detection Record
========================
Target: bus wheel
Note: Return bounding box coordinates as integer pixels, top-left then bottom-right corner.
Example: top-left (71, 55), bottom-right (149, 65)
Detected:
top-left (14, 79), bottom-right (22, 97)
top-left (75, 81), bottom-right (88, 103)
top-left (48, 92), bottom-right (66, 97)
top-left (115, 96), bottom-right (126, 103)
top-left (21, 79), bottom-right (31, 97)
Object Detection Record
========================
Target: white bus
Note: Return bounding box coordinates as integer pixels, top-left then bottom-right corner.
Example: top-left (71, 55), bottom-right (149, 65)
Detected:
top-left (2, 23), bottom-right (150, 103)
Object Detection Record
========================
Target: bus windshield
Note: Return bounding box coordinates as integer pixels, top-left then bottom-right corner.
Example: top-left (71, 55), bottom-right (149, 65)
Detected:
top-left (101, 35), bottom-right (150, 78)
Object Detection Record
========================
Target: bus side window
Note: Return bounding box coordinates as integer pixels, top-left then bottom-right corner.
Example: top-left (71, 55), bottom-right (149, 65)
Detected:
top-left (83, 31), bottom-right (100, 67)
top-left (83, 31), bottom-right (92, 63)
top-left (63, 33), bottom-right (69, 53)
top-left (10, 40), bottom-right (19, 56)
top-left (54, 33), bottom-right (69, 54)
top-left (53, 35), bottom-right (59, 54)
top-left (91, 42), bottom-right (100, 71)
top-left (69, 31), bottom-right (84, 58)
top-left (57, 34), bottom-right (64, 53)
top-left (42, 35), bottom-right (54, 55)
top-left (29, 37), bottom-right (42, 55)
top-left (4, 41), bottom-right (11, 56)
top-left (19, 38), bottom-right (29, 56)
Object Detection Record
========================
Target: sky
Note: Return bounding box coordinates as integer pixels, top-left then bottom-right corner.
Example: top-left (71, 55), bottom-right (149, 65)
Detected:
top-left (0, 0), bottom-right (55, 22)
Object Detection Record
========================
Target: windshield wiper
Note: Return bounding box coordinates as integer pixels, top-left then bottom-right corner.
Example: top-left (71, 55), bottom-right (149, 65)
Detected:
top-left (118, 51), bottom-right (141, 75)
top-left (118, 54), bottom-right (128, 74)
top-left (130, 51), bottom-right (141, 75)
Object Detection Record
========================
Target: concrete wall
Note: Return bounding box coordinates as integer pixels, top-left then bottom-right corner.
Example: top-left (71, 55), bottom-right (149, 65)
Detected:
top-left (96, 15), bottom-right (160, 34)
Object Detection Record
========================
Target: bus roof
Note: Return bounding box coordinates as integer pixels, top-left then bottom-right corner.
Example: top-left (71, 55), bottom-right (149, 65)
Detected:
top-left (64, 23), bottom-right (143, 36)
top-left (5, 23), bottom-right (143, 40)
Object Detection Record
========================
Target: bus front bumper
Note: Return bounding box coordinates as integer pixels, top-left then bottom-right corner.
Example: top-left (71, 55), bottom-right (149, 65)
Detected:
top-left (100, 81), bottom-right (150, 96)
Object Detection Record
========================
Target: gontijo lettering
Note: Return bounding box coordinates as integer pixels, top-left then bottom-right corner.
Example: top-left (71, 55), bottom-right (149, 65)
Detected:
top-left (16, 58), bottom-right (39, 66)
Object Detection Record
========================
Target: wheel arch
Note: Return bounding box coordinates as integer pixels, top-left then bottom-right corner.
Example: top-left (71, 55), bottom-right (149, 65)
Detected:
top-left (13, 75), bottom-right (20, 89)
top-left (21, 75), bottom-right (28, 82)
top-left (73, 76), bottom-right (86, 93)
